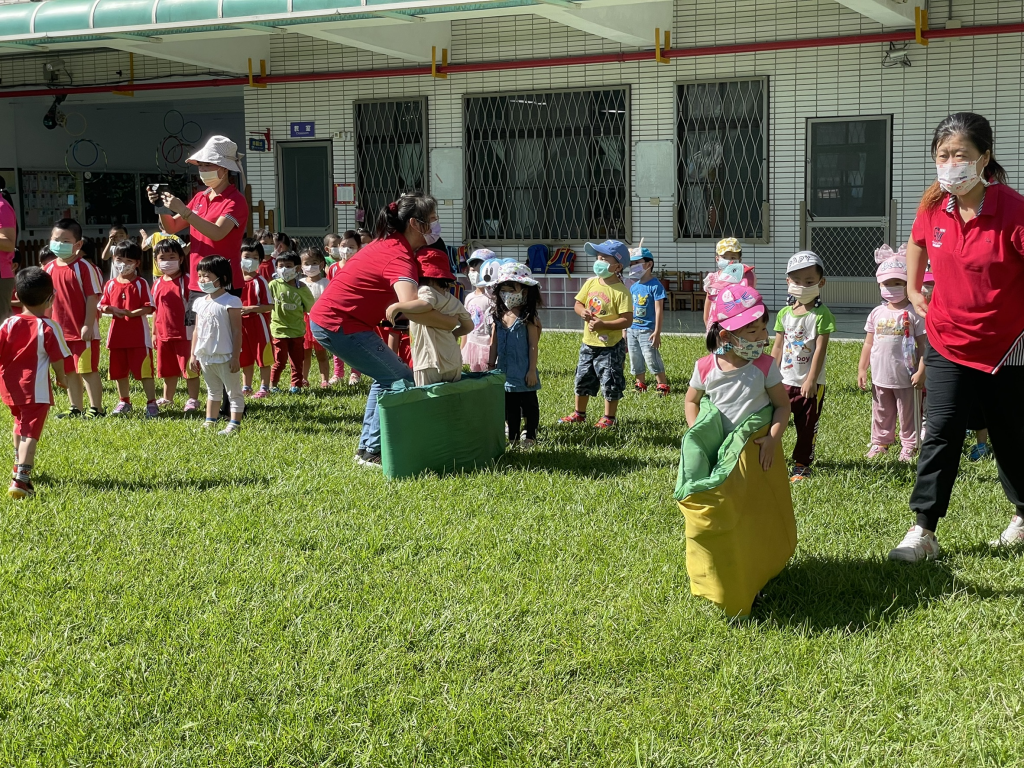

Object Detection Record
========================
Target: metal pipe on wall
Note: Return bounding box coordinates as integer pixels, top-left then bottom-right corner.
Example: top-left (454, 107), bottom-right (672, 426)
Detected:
top-left (0, 21), bottom-right (1022, 99)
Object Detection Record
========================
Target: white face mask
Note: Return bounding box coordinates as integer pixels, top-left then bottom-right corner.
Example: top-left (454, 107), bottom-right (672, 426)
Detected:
top-left (937, 158), bottom-right (985, 196)
top-left (302, 264), bottom-right (321, 278)
top-left (277, 266), bottom-right (297, 282)
top-left (199, 169), bottom-right (223, 187)
top-left (112, 261), bottom-right (134, 277)
top-left (501, 290), bottom-right (525, 308)
top-left (628, 264), bottom-right (645, 279)
top-left (726, 334), bottom-right (767, 361)
top-left (241, 257), bottom-right (259, 273)
top-left (158, 259), bottom-right (179, 274)
top-left (717, 257), bottom-right (733, 271)
top-left (787, 283), bottom-right (820, 304)
top-left (198, 279), bottom-right (218, 294)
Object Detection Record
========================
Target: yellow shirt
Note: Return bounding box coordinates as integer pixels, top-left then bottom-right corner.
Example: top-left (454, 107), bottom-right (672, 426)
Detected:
top-left (575, 276), bottom-right (632, 347)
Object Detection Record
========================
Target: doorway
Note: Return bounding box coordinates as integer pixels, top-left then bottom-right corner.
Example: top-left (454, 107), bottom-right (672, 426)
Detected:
top-left (277, 140), bottom-right (333, 250)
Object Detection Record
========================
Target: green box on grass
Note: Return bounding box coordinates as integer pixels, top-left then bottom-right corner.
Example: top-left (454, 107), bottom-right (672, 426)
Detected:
top-left (377, 371), bottom-right (507, 479)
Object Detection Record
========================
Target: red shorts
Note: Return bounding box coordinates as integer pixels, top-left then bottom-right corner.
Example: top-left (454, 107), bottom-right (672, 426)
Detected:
top-left (156, 338), bottom-right (194, 379)
top-left (303, 321), bottom-right (323, 352)
top-left (8, 403), bottom-right (49, 440)
top-left (64, 339), bottom-right (101, 375)
top-left (108, 347), bottom-right (155, 381)
top-left (240, 331), bottom-right (274, 368)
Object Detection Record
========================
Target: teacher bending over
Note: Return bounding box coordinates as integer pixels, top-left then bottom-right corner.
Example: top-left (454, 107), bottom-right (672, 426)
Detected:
top-left (310, 193), bottom-right (457, 467)
top-left (889, 112), bottom-right (1024, 562)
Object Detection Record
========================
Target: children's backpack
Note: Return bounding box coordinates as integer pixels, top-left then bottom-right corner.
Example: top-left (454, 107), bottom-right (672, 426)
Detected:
top-left (548, 246), bottom-right (576, 275)
top-left (527, 244), bottom-right (549, 274)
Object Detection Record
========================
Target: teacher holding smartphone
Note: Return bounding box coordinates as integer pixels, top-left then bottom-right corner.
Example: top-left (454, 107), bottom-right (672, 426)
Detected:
top-left (146, 135), bottom-right (248, 301)
top-left (0, 176), bottom-right (18, 320)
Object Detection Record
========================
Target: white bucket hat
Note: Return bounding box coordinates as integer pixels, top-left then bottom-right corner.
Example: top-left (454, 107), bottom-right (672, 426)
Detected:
top-left (187, 135), bottom-right (244, 175)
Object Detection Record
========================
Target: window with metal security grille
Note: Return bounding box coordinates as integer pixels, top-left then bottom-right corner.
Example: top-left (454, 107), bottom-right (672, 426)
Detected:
top-left (805, 116), bottom-right (893, 279)
top-left (676, 78), bottom-right (767, 242)
top-left (354, 98), bottom-right (428, 222)
top-left (464, 88), bottom-right (629, 243)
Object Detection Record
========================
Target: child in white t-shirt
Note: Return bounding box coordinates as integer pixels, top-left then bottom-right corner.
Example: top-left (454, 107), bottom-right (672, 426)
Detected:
top-left (461, 249), bottom-right (495, 372)
top-left (686, 286), bottom-right (790, 470)
top-left (857, 245), bottom-right (927, 462)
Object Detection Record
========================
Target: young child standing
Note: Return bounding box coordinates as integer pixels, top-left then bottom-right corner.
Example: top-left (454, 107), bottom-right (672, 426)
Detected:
top-left (0, 267), bottom-right (70, 498)
top-left (686, 286), bottom-right (790, 469)
top-left (299, 247), bottom-right (332, 388)
top-left (98, 241), bottom-right (159, 417)
top-left (703, 238), bottom-right (757, 325)
top-left (385, 247), bottom-right (473, 386)
top-left (627, 246), bottom-right (669, 395)
top-left (559, 240), bottom-right (633, 429)
top-left (152, 240), bottom-right (201, 413)
top-left (461, 248), bottom-right (496, 373)
top-left (189, 255), bottom-right (244, 435)
top-left (488, 262), bottom-right (543, 448)
top-left (43, 218), bottom-right (105, 418)
top-left (857, 246), bottom-right (927, 462)
top-left (269, 251), bottom-right (315, 393)
top-left (771, 251), bottom-right (836, 482)
top-left (240, 239), bottom-right (274, 398)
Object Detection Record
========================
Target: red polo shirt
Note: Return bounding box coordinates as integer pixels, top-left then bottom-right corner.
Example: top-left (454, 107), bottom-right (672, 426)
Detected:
top-left (185, 184), bottom-right (248, 292)
top-left (309, 233), bottom-right (420, 335)
top-left (910, 182), bottom-right (1024, 373)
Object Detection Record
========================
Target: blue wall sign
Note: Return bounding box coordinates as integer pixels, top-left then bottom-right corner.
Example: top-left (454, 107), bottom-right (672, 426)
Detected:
top-left (248, 137), bottom-right (267, 152)
top-left (290, 122), bottom-right (315, 138)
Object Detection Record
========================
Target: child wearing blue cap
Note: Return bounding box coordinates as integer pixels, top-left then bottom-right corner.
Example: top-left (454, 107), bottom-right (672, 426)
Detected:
top-left (559, 240), bottom-right (633, 429)
top-left (627, 243), bottom-right (669, 396)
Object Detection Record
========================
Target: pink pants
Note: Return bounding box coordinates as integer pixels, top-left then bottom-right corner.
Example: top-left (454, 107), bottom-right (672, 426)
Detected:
top-left (871, 385), bottom-right (917, 450)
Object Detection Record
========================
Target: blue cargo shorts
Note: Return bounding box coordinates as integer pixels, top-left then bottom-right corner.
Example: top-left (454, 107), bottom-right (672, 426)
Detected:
top-left (574, 339), bottom-right (627, 401)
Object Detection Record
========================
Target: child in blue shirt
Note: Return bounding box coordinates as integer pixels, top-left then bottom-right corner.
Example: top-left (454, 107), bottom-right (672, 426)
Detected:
top-left (627, 246), bottom-right (669, 395)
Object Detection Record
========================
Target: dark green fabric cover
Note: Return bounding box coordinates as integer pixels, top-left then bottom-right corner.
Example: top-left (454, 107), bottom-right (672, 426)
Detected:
top-left (378, 371), bottom-right (506, 480)
top-left (674, 401), bottom-right (774, 501)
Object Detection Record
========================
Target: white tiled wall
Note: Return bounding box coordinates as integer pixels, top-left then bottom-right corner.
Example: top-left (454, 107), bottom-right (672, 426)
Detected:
top-left (242, 0), bottom-right (1024, 308)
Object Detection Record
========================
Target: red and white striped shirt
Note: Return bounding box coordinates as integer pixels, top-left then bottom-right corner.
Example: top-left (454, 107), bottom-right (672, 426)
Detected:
top-left (241, 274), bottom-right (272, 345)
top-left (0, 314), bottom-right (71, 405)
top-left (43, 256), bottom-right (103, 342)
top-left (99, 276), bottom-right (154, 349)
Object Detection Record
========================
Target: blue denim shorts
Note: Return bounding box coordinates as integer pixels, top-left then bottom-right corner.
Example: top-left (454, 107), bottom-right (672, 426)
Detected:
top-left (574, 340), bottom-right (627, 401)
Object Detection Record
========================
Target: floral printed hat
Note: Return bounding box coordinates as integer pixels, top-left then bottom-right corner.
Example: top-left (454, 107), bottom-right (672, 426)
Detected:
top-left (496, 261), bottom-right (538, 287)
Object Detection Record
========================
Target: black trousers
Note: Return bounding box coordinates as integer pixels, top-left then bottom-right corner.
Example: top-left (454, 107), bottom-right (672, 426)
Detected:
top-left (505, 391), bottom-right (539, 442)
top-left (911, 346), bottom-right (1024, 531)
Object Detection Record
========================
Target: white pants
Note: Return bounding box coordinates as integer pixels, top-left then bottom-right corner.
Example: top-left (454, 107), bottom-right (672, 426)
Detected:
top-left (200, 360), bottom-right (245, 414)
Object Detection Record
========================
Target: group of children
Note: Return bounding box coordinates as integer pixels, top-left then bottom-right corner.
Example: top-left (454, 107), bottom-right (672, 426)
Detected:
top-left (0, 214), bottom-right (968, 497)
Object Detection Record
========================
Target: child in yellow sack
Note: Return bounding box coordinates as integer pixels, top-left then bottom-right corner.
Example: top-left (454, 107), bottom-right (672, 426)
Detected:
top-left (679, 286), bottom-right (795, 618)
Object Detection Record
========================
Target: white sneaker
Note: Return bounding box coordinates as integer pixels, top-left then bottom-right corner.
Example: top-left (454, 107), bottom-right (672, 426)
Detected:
top-left (888, 525), bottom-right (941, 562)
top-left (990, 515), bottom-right (1024, 548)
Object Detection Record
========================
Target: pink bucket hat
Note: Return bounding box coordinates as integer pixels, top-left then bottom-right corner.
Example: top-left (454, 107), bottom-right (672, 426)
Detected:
top-left (923, 259), bottom-right (935, 283)
top-left (708, 285), bottom-right (766, 331)
top-left (875, 244), bottom-right (908, 283)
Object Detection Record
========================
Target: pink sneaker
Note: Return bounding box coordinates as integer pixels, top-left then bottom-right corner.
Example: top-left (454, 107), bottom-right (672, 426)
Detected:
top-left (183, 398), bottom-right (199, 414)
top-left (328, 377), bottom-right (340, 386)
top-left (898, 446), bottom-right (916, 463)
top-left (319, 380), bottom-right (330, 389)
top-left (251, 388), bottom-right (269, 399)
top-left (865, 445), bottom-right (888, 459)
top-left (348, 372), bottom-right (361, 386)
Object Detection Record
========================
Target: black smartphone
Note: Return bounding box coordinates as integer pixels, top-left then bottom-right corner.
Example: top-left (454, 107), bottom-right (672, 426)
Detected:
top-left (148, 183), bottom-right (172, 215)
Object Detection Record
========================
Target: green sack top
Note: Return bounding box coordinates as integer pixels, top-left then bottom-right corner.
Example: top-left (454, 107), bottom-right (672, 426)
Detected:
top-left (378, 371), bottom-right (507, 409)
top-left (673, 400), bottom-right (774, 501)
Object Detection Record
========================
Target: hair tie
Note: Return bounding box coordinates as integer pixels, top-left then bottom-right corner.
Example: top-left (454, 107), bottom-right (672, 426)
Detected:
top-left (388, 201), bottom-right (398, 214)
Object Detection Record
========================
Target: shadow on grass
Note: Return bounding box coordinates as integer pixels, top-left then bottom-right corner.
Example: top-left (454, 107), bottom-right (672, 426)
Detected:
top-left (497, 448), bottom-right (672, 477)
top-left (756, 556), bottom-right (962, 632)
top-left (76, 476), bottom-right (274, 492)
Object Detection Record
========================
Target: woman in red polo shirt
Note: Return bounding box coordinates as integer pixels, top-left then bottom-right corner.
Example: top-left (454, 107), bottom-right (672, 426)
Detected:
top-left (310, 194), bottom-right (457, 467)
top-left (147, 136), bottom-right (249, 415)
top-left (889, 112), bottom-right (1024, 562)
top-left (0, 176), bottom-right (18, 320)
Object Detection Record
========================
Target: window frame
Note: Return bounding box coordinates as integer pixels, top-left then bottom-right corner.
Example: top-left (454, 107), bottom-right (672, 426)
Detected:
top-left (461, 85), bottom-right (632, 246)
top-left (352, 96), bottom-right (430, 220)
top-left (674, 75), bottom-right (770, 244)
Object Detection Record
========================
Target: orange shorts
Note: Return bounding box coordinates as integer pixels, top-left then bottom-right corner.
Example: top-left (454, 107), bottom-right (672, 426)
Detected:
top-left (108, 347), bottom-right (155, 381)
top-left (63, 339), bottom-right (101, 375)
top-left (9, 403), bottom-right (49, 440)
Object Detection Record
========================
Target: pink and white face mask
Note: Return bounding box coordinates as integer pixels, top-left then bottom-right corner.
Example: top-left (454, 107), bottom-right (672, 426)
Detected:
top-left (936, 158), bottom-right (985, 196)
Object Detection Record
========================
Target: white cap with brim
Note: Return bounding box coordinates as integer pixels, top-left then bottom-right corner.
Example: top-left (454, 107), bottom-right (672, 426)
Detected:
top-left (786, 250), bottom-right (824, 275)
top-left (468, 248), bottom-right (495, 265)
top-left (187, 135), bottom-right (244, 175)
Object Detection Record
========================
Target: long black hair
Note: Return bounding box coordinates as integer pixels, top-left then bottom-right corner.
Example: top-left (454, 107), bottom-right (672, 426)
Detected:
top-left (492, 280), bottom-right (543, 326)
top-left (705, 321), bottom-right (726, 353)
top-left (0, 175), bottom-right (14, 208)
top-left (374, 193), bottom-right (437, 240)
top-left (921, 112), bottom-right (1008, 211)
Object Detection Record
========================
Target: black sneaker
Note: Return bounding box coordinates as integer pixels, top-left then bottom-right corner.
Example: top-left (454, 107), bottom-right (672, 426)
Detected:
top-left (359, 451), bottom-right (382, 467)
top-left (56, 407), bottom-right (83, 419)
top-left (85, 406), bottom-right (106, 419)
top-left (354, 448), bottom-right (366, 463)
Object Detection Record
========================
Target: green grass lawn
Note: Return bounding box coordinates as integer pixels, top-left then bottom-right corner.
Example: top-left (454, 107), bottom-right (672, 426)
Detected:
top-left (1, 331), bottom-right (1022, 767)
